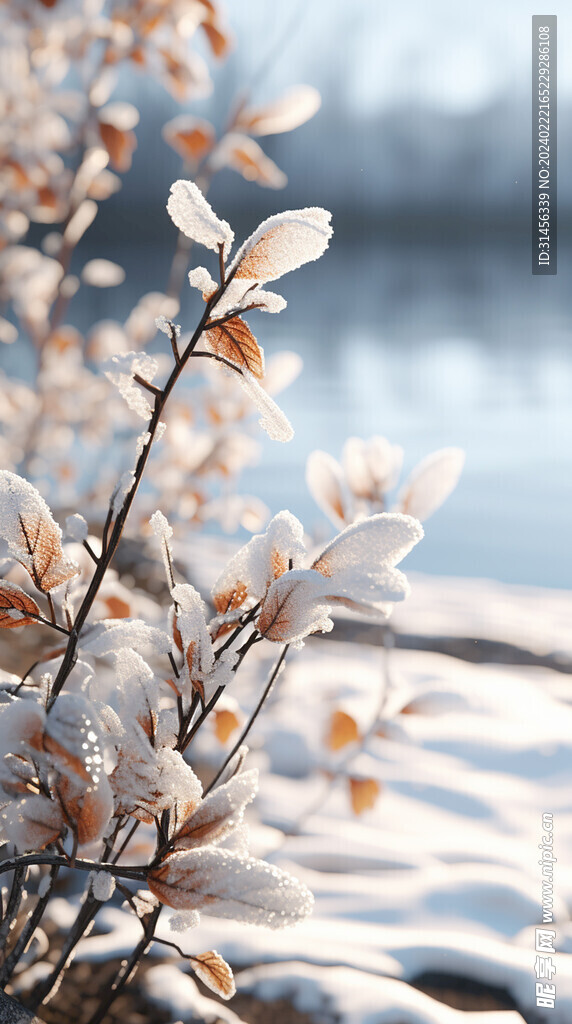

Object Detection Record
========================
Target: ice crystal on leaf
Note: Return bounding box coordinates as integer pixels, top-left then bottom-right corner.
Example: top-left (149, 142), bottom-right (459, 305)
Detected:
top-left (188, 265), bottom-right (217, 298)
top-left (0, 471), bottom-right (79, 592)
top-left (148, 846), bottom-right (313, 928)
top-left (167, 180), bottom-right (234, 257)
top-left (171, 583), bottom-right (214, 704)
top-left (170, 768), bottom-right (258, 851)
top-left (0, 580), bottom-right (40, 629)
top-left (256, 569), bottom-right (333, 647)
top-left (79, 619), bottom-right (173, 658)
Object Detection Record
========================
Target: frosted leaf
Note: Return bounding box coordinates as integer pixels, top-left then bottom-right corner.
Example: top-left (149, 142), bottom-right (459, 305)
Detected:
top-left (98, 101), bottom-right (140, 131)
top-left (105, 351), bottom-right (158, 420)
top-left (188, 266), bottom-right (217, 298)
top-left (0, 581), bottom-right (40, 629)
top-left (82, 259), bottom-right (125, 288)
top-left (131, 889), bottom-right (160, 918)
top-left (191, 950), bottom-right (236, 1000)
top-left (236, 85), bottom-right (321, 137)
top-left (171, 768), bottom-right (258, 851)
top-left (65, 514), bottom-right (88, 543)
top-left (90, 870), bottom-right (116, 902)
top-left (113, 649), bottom-right (158, 738)
top-left (169, 908), bottom-right (201, 933)
top-left (156, 315), bottom-right (181, 338)
top-left (228, 207), bottom-right (332, 284)
top-left (204, 316), bottom-right (264, 379)
top-left (202, 650), bottom-right (238, 701)
top-left (80, 619), bottom-right (173, 657)
top-left (306, 450), bottom-right (349, 529)
top-left (112, 470), bottom-right (135, 514)
top-left (235, 370), bottom-right (293, 442)
top-left (162, 115), bottom-right (216, 164)
top-left (167, 180), bottom-right (234, 257)
top-left (257, 569), bottom-right (333, 646)
top-left (311, 513), bottom-right (424, 615)
top-left (171, 583), bottom-right (214, 704)
top-left (209, 278), bottom-right (286, 319)
top-left (397, 447), bottom-right (465, 521)
top-left (150, 510), bottom-right (175, 587)
top-left (4, 794), bottom-right (64, 853)
top-left (342, 436), bottom-right (403, 503)
top-left (212, 510), bottom-right (306, 620)
top-left (111, 738), bottom-right (202, 824)
top-left (148, 847), bottom-right (314, 928)
top-left (0, 471), bottom-right (79, 592)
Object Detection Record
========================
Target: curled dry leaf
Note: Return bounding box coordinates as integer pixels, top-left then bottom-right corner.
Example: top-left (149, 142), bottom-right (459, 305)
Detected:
top-left (0, 471), bottom-right (79, 592)
top-left (236, 85), bottom-right (322, 137)
top-left (190, 950), bottom-right (236, 1000)
top-left (0, 580), bottom-right (40, 628)
top-left (162, 115), bottom-right (215, 164)
top-left (326, 709), bottom-right (360, 751)
top-left (212, 134), bottom-right (287, 189)
top-left (349, 777), bottom-right (381, 816)
top-left (204, 316), bottom-right (264, 379)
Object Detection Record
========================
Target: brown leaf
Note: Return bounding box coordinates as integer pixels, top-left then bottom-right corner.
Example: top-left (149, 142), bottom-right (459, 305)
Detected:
top-left (205, 316), bottom-right (264, 379)
top-left (191, 950), bottom-right (236, 1000)
top-left (163, 117), bottom-right (215, 164)
top-left (16, 511), bottom-right (77, 592)
top-left (99, 122), bottom-right (137, 172)
top-left (0, 580), bottom-right (40, 629)
top-left (214, 135), bottom-right (287, 189)
top-left (104, 595), bottom-right (131, 619)
top-left (349, 777), bottom-right (381, 816)
top-left (326, 710), bottom-right (360, 751)
top-left (213, 709), bottom-right (240, 744)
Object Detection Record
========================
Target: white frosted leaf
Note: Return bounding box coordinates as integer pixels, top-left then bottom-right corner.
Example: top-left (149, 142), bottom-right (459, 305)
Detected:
top-left (104, 351), bottom-right (158, 420)
top-left (211, 133), bottom-right (287, 189)
top-left (90, 871), bottom-right (116, 902)
top-left (80, 619), bottom-right (173, 657)
top-left (228, 207), bottom-right (332, 284)
top-left (150, 510), bottom-right (175, 587)
top-left (172, 768), bottom-right (258, 851)
top-left (311, 513), bottom-right (424, 616)
top-left (262, 351), bottom-right (302, 395)
top-left (148, 847), bottom-right (314, 928)
top-left (98, 101), bottom-right (140, 131)
top-left (169, 909), bottom-right (201, 933)
top-left (306, 450), bottom-right (348, 529)
top-left (236, 370), bottom-right (293, 442)
top-left (397, 447), bottom-right (465, 521)
top-left (171, 583), bottom-right (214, 703)
top-left (237, 85), bottom-right (321, 137)
top-left (63, 199), bottom-right (98, 246)
top-left (82, 259), bottom-right (125, 288)
top-left (257, 569), bottom-right (333, 646)
top-left (65, 513), bottom-right (88, 543)
top-left (3, 794), bottom-right (64, 853)
top-left (0, 471), bottom-right (79, 592)
top-left (0, 580), bottom-right (40, 628)
top-left (342, 436), bottom-right (403, 504)
top-left (212, 510), bottom-right (306, 619)
top-left (167, 180), bottom-right (234, 257)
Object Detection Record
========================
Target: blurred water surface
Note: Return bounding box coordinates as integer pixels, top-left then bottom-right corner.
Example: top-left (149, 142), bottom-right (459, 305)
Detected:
top-left (32, 230), bottom-right (570, 589)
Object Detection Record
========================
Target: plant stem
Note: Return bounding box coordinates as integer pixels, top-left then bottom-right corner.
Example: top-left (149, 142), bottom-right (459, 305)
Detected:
top-left (205, 645), bottom-right (288, 795)
top-left (86, 905), bottom-right (162, 1024)
top-left (0, 863), bottom-right (60, 985)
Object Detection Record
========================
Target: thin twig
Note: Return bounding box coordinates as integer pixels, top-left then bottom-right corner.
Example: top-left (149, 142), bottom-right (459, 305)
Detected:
top-left (205, 645), bottom-right (289, 795)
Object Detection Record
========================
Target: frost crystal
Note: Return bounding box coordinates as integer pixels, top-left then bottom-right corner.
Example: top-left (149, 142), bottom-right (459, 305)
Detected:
top-left (104, 351), bottom-right (159, 420)
top-left (155, 315), bottom-right (181, 338)
top-left (167, 180), bottom-right (234, 257)
top-left (65, 513), bottom-right (88, 543)
top-left (169, 909), bottom-right (201, 933)
top-left (188, 266), bottom-right (217, 297)
top-left (80, 619), bottom-right (173, 657)
top-left (90, 870), bottom-right (116, 902)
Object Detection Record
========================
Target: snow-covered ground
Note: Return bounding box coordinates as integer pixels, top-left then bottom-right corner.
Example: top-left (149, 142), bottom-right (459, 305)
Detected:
top-left (67, 572), bottom-right (572, 1024)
